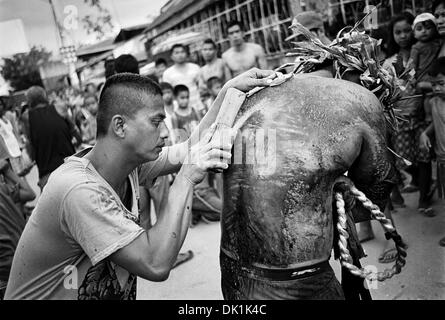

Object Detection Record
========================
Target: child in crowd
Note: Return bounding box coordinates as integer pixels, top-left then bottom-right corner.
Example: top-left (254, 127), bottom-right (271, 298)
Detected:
top-left (419, 57), bottom-right (445, 244)
top-left (410, 12), bottom-right (442, 121)
top-left (172, 84), bottom-right (201, 143)
top-left (159, 82), bottom-right (178, 143)
top-left (200, 77), bottom-right (222, 117)
top-left (201, 77), bottom-right (223, 116)
top-left (171, 84), bottom-right (222, 226)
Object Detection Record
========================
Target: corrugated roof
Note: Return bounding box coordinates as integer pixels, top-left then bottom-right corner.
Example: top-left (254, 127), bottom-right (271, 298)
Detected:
top-left (148, 0), bottom-right (196, 30)
top-left (76, 38), bottom-right (117, 57)
top-left (144, 0), bottom-right (216, 37)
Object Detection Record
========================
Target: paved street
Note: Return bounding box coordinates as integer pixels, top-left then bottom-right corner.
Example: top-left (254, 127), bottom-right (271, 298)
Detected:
top-left (137, 192), bottom-right (445, 300)
top-left (25, 166), bottom-right (445, 300)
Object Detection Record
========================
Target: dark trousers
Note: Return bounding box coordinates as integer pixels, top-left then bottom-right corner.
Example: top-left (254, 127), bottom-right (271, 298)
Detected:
top-left (220, 252), bottom-right (345, 300)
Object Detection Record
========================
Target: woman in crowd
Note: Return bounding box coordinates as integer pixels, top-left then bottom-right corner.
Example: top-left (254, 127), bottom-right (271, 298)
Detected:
top-left (384, 12), bottom-right (435, 216)
top-left (359, 12), bottom-right (417, 263)
top-left (434, 0), bottom-right (445, 56)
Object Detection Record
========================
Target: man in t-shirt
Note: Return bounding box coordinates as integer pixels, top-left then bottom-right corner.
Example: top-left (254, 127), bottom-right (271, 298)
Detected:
top-left (163, 44), bottom-right (202, 113)
top-left (222, 21), bottom-right (268, 78)
top-left (5, 69), bottom-right (275, 300)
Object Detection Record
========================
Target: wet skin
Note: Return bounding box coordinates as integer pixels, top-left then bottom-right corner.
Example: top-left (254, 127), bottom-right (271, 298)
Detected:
top-left (221, 74), bottom-right (395, 269)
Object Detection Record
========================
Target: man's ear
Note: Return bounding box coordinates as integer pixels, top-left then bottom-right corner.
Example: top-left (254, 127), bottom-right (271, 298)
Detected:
top-left (110, 114), bottom-right (126, 138)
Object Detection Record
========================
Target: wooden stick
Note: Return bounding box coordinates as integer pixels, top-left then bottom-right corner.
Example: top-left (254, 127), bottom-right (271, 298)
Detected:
top-left (210, 88), bottom-right (246, 170)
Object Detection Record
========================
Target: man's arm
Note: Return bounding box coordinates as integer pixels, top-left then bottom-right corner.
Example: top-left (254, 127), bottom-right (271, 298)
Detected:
top-left (109, 126), bottom-right (232, 281)
top-left (347, 129), bottom-right (397, 222)
top-left (222, 52), bottom-right (234, 80)
top-left (143, 68), bottom-right (277, 176)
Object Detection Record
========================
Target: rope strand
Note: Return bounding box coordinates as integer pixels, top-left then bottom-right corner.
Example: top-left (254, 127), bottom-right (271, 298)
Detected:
top-left (335, 184), bottom-right (407, 281)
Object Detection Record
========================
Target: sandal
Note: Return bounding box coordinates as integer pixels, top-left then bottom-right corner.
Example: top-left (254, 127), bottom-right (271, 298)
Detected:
top-left (378, 248), bottom-right (398, 264)
top-left (401, 184), bottom-right (418, 193)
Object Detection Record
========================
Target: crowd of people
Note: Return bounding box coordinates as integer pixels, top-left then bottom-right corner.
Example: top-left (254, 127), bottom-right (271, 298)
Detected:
top-left (0, 0), bottom-right (444, 300)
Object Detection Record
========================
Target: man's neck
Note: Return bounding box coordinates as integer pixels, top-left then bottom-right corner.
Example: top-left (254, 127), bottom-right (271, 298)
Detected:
top-left (233, 42), bottom-right (246, 52)
top-left (175, 107), bottom-right (192, 116)
top-left (205, 57), bottom-right (217, 65)
top-left (164, 103), bottom-right (174, 114)
top-left (85, 139), bottom-right (138, 191)
top-left (174, 62), bottom-right (187, 68)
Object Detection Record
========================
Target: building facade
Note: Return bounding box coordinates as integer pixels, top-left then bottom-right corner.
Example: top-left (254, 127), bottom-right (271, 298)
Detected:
top-left (144, 0), bottom-right (434, 67)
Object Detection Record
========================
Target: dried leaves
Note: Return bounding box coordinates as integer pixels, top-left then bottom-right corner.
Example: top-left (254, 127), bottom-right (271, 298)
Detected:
top-left (286, 11), bottom-right (406, 131)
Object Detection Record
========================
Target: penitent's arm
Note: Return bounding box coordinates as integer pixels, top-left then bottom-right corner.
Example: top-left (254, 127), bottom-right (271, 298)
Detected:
top-left (347, 127), bottom-right (397, 222)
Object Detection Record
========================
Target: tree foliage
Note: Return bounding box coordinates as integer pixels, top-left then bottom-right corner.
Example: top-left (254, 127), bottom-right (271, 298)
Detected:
top-left (0, 46), bottom-right (52, 91)
top-left (82, 0), bottom-right (114, 40)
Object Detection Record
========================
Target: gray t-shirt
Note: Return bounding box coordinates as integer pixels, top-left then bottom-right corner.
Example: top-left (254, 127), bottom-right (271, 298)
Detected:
top-left (4, 146), bottom-right (172, 300)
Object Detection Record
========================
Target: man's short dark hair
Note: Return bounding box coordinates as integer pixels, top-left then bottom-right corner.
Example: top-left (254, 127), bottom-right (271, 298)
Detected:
top-left (429, 57), bottom-right (445, 77)
top-left (114, 54), bottom-right (139, 74)
top-left (170, 44), bottom-right (187, 56)
top-left (173, 84), bottom-right (189, 96)
top-left (155, 58), bottom-right (167, 67)
top-left (97, 73), bottom-right (162, 138)
top-left (206, 76), bottom-right (222, 90)
top-left (433, 0), bottom-right (445, 12)
top-left (159, 82), bottom-right (173, 91)
top-left (203, 38), bottom-right (217, 48)
top-left (227, 20), bottom-right (243, 32)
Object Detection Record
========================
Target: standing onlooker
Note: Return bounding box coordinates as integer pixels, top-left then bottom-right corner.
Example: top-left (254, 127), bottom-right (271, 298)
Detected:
top-left (21, 86), bottom-right (77, 190)
top-left (0, 135), bottom-right (36, 299)
top-left (159, 82), bottom-right (178, 139)
top-left (407, 13), bottom-right (441, 216)
top-left (383, 12), bottom-right (418, 198)
top-left (433, 0), bottom-right (445, 56)
top-left (199, 39), bottom-right (228, 92)
top-left (163, 44), bottom-right (203, 114)
top-left (201, 76), bottom-right (223, 116)
top-left (356, 13), bottom-right (416, 264)
top-left (222, 20), bottom-right (268, 78)
top-left (115, 54), bottom-right (140, 75)
top-left (419, 57), bottom-right (445, 246)
top-left (410, 13), bottom-right (442, 121)
top-left (155, 58), bottom-right (168, 83)
top-left (172, 85), bottom-right (200, 143)
top-left (171, 84), bottom-right (222, 226)
top-left (0, 161), bottom-right (27, 300)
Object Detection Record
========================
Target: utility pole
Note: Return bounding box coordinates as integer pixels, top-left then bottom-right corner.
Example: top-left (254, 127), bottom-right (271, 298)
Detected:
top-left (47, 0), bottom-right (80, 88)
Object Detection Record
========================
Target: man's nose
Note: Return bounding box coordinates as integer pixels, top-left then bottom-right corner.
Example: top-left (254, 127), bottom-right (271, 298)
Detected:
top-left (159, 121), bottom-right (169, 140)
